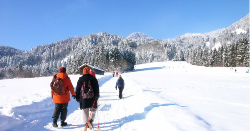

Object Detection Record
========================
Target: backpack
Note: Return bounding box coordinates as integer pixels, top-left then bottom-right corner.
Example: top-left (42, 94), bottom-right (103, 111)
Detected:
top-left (118, 78), bottom-right (124, 87)
top-left (50, 75), bottom-right (65, 95)
top-left (81, 80), bottom-right (94, 99)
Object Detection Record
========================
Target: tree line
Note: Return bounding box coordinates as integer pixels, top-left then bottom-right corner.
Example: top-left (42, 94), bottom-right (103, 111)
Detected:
top-left (186, 38), bottom-right (249, 67)
top-left (0, 28), bottom-right (249, 79)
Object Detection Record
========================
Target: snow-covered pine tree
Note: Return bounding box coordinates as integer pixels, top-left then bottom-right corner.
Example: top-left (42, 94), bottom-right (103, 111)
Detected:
top-left (237, 38), bottom-right (248, 66)
top-left (223, 46), bottom-right (230, 67)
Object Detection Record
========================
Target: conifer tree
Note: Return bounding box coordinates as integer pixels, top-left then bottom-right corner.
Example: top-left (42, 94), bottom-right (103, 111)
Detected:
top-left (230, 44), bottom-right (237, 67)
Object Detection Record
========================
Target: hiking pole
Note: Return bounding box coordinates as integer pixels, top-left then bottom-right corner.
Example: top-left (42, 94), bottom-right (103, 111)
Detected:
top-left (84, 99), bottom-right (96, 131)
top-left (97, 100), bottom-right (100, 131)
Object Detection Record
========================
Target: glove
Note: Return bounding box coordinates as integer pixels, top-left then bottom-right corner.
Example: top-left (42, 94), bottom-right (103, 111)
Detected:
top-left (72, 95), bottom-right (76, 99)
top-left (76, 97), bottom-right (80, 103)
top-left (115, 86), bottom-right (117, 90)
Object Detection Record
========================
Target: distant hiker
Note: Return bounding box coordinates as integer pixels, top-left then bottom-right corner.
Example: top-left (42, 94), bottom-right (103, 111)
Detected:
top-left (116, 72), bottom-right (118, 76)
top-left (90, 68), bottom-right (96, 77)
top-left (112, 71), bottom-right (115, 77)
top-left (235, 69), bottom-right (237, 73)
top-left (50, 67), bottom-right (76, 128)
top-left (75, 67), bottom-right (99, 130)
top-left (115, 75), bottom-right (125, 99)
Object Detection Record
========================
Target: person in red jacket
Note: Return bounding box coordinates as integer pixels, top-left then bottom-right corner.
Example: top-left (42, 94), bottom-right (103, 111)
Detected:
top-left (90, 68), bottom-right (96, 77)
top-left (116, 72), bottom-right (118, 76)
top-left (51, 67), bottom-right (75, 128)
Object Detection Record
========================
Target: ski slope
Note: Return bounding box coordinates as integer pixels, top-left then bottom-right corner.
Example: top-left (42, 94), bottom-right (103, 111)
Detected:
top-left (0, 62), bottom-right (249, 131)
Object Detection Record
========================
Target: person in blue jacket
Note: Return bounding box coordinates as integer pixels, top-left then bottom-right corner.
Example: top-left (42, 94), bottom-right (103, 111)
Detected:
top-left (115, 75), bottom-right (125, 99)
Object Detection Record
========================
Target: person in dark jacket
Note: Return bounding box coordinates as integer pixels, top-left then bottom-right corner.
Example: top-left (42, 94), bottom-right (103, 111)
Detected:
top-left (116, 75), bottom-right (125, 99)
top-left (51, 67), bottom-right (75, 128)
top-left (75, 67), bottom-right (99, 129)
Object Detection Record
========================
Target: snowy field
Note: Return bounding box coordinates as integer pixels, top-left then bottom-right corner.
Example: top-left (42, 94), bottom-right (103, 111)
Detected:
top-left (0, 61), bottom-right (249, 131)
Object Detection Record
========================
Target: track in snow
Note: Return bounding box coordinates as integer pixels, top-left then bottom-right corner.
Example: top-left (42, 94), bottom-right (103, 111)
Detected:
top-left (44, 73), bottom-right (213, 131)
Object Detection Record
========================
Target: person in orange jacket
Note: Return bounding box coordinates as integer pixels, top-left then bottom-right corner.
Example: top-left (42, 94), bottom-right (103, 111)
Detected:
top-left (51, 67), bottom-right (75, 128)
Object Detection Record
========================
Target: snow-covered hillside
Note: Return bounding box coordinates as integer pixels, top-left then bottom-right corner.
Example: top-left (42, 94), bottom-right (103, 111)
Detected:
top-left (126, 32), bottom-right (154, 41)
top-left (1, 14), bottom-right (249, 79)
top-left (0, 62), bottom-right (249, 131)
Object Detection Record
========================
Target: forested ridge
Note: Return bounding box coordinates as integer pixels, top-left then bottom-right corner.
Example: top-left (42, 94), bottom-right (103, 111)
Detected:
top-left (0, 14), bottom-right (249, 79)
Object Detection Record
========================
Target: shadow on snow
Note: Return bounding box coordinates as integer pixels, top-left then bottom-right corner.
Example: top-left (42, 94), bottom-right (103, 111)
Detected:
top-left (98, 75), bottom-right (113, 87)
top-left (131, 67), bottom-right (163, 73)
top-left (97, 103), bottom-right (176, 131)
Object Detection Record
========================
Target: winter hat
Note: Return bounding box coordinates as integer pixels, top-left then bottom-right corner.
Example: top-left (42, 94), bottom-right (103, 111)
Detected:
top-left (59, 67), bottom-right (66, 73)
top-left (83, 67), bottom-right (90, 74)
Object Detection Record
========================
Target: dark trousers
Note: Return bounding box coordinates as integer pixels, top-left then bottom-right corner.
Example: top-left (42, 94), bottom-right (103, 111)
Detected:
top-left (52, 103), bottom-right (68, 123)
top-left (119, 88), bottom-right (123, 99)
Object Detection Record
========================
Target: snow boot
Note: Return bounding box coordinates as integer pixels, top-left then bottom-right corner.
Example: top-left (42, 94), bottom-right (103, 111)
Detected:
top-left (52, 123), bottom-right (58, 128)
top-left (61, 121), bottom-right (67, 127)
top-left (52, 119), bottom-right (58, 128)
top-left (88, 119), bottom-right (94, 130)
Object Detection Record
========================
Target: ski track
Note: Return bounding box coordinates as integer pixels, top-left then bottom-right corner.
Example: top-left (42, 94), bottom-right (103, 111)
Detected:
top-left (42, 73), bottom-right (215, 131)
top-left (43, 75), bottom-right (129, 131)
top-left (121, 74), bottom-right (213, 131)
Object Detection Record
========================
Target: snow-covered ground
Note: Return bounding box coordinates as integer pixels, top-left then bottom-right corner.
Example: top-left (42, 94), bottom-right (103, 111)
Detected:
top-left (0, 62), bottom-right (249, 131)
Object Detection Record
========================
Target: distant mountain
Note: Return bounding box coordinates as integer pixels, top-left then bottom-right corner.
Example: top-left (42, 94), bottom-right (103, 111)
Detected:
top-left (173, 14), bottom-right (249, 49)
top-left (127, 32), bottom-right (154, 41)
top-left (0, 46), bottom-right (24, 57)
top-left (0, 14), bottom-right (249, 79)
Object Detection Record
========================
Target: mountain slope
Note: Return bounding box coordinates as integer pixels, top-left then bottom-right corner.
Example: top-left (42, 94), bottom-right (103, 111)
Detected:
top-left (0, 14), bottom-right (249, 78)
top-left (0, 46), bottom-right (24, 57)
top-left (127, 32), bottom-right (154, 41)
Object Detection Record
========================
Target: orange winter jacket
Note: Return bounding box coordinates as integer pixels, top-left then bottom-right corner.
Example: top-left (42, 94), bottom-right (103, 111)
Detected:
top-left (51, 73), bottom-right (75, 104)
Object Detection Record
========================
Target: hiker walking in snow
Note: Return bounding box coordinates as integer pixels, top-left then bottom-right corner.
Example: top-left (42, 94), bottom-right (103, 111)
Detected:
top-left (112, 71), bottom-right (115, 77)
top-left (75, 67), bottom-right (99, 130)
top-left (116, 75), bottom-right (125, 99)
top-left (116, 72), bottom-right (118, 76)
top-left (90, 68), bottom-right (96, 77)
top-left (50, 67), bottom-right (76, 128)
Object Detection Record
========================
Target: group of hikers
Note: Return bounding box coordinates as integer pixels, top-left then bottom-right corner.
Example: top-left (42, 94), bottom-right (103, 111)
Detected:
top-left (112, 71), bottom-right (119, 77)
top-left (50, 67), bottom-right (125, 130)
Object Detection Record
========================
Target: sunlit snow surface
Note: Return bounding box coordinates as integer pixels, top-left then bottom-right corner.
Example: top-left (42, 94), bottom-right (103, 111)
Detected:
top-left (0, 61), bottom-right (249, 131)
top-left (234, 28), bottom-right (247, 34)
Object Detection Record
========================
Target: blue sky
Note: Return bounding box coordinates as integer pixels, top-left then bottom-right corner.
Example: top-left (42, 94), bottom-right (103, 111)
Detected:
top-left (0, 0), bottom-right (249, 51)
